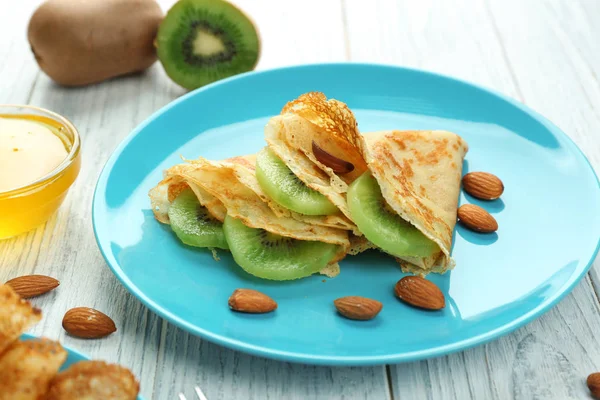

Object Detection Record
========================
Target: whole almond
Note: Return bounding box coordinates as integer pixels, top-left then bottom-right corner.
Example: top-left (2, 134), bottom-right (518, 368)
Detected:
top-left (457, 204), bottom-right (498, 233)
top-left (5, 275), bottom-right (60, 298)
top-left (588, 373), bottom-right (600, 399)
top-left (394, 276), bottom-right (445, 310)
top-left (312, 141), bottom-right (355, 174)
top-left (62, 307), bottom-right (116, 339)
top-left (334, 296), bottom-right (382, 320)
top-left (228, 289), bottom-right (277, 313)
top-left (462, 172), bottom-right (504, 200)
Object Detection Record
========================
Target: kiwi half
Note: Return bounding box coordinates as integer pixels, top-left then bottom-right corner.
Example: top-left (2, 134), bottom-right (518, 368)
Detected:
top-left (156, 0), bottom-right (260, 90)
top-left (256, 147), bottom-right (338, 216)
top-left (168, 189), bottom-right (229, 249)
top-left (223, 215), bottom-right (339, 280)
top-left (347, 172), bottom-right (439, 258)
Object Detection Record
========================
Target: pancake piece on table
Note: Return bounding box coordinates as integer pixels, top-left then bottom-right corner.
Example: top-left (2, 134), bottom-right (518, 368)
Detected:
top-left (0, 284), bottom-right (41, 356)
top-left (0, 285), bottom-right (141, 399)
top-left (46, 360), bottom-right (139, 400)
top-left (0, 338), bottom-right (67, 400)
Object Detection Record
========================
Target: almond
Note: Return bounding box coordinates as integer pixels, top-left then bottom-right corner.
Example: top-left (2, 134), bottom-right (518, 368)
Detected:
top-left (228, 289), bottom-right (277, 313)
top-left (62, 307), bottom-right (116, 339)
top-left (334, 296), bottom-right (382, 320)
top-left (457, 204), bottom-right (498, 233)
top-left (394, 276), bottom-right (445, 310)
top-left (312, 141), bottom-right (354, 174)
top-left (462, 172), bottom-right (504, 200)
top-left (588, 373), bottom-right (600, 399)
top-left (5, 275), bottom-right (60, 298)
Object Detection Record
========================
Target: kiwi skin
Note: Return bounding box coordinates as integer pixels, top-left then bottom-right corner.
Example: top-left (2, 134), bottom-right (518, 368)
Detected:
top-left (28, 0), bottom-right (163, 86)
top-left (156, 0), bottom-right (261, 90)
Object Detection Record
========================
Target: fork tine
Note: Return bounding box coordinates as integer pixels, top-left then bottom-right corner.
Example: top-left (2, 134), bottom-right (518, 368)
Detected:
top-left (194, 386), bottom-right (208, 400)
top-left (178, 393), bottom-right (187, 400)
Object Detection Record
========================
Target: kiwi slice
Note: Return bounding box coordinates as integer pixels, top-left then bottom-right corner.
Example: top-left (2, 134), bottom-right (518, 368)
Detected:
top-left (156, 0), bottom-right (260, 90)
top-left (168, 189), bottom-right (229, 250)
top-left (256, 148), bottom-right (338, 216)
top-left (223, 215), bottom-right (339, 280)
top-left (347, 172), bottom-right (439, 258)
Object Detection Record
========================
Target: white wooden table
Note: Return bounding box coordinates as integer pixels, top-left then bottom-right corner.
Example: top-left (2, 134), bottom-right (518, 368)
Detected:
top-left (2, 1), bottom-right (599, 398)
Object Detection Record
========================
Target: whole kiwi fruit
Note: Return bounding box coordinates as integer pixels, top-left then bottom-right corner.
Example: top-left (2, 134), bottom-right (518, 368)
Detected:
top-left (27, 0), bottom-right (164, 86)
top-left (156, 0), bottom-right (261, 90)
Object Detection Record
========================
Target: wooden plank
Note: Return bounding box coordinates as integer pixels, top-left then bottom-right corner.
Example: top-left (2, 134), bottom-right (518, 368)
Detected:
top-left (233, 0), bottom-right (347, 68)
top-left (485, 0), bottom-right (600, 168)
top-left (1, 0), bottom-right (389, 398)
top-left (157, 325), bottom-right (389, 400)
top-left (485, 0), bottom-right (600, 295)
top-left (342, 0), bottom-right (521, 99)
top-left (344, 0), bottom-right (600, 399)
top-left (0, 2), bottom-right (39, 104)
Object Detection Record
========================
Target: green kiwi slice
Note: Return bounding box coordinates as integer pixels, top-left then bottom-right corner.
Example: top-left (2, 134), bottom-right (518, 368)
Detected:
top-left (223, 215), bottom-right (339, 280)
top-left (347, 172), bottom-right (439, 258)
top-left (168, 189), bottom-right (229, 249)
top-left (255, 147), bottom-right (338, 216)
top-left (156, 0), bottom-right (260, 90)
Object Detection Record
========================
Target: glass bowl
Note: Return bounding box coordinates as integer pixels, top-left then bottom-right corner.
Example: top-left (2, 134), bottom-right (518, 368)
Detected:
top-left (0, 105), bottom-right (81, 240)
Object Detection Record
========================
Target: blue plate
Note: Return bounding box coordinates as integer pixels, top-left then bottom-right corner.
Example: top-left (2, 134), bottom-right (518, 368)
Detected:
top-left (93, 64), bottom-right (600, 365)
top-left (20, 334), bottom-right (144, 399)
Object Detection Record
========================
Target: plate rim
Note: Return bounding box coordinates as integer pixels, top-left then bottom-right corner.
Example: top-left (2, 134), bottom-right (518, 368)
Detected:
top-left (92, 62), bottom-right (600, 366)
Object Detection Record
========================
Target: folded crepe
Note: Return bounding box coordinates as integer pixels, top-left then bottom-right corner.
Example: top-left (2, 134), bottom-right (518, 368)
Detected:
top-left (358, 130), bottom-right (468, 274)
top-left (264, 92), bottom-right (367, 235)
top-left (150, 91), bottom-right (468, 278)
top-left (149, 155), bottom-right (352, 277)
top-left (262, 93), bottom-right (468, 274)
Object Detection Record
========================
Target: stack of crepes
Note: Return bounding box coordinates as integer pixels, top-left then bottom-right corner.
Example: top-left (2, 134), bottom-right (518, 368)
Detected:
top-left (149, 92), bottom-right (468, 279)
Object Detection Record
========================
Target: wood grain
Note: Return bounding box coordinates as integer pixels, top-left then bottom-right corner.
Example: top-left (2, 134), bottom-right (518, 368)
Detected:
top-left (343, 0), bottom-right (600, 399)
top-left (156, 325), bottom-right (390, 400)
top-left (0, 1), bottom-right (39, 104)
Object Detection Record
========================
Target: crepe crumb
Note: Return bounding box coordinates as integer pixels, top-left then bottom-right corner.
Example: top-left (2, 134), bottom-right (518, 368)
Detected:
top-left (319, 263), bottom-right (340, 278)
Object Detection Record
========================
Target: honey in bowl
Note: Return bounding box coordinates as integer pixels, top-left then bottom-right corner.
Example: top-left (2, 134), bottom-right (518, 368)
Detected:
top-left (0, 106), bottom-right (80, 240)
